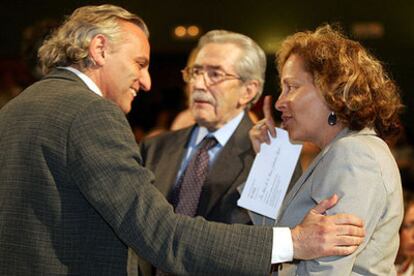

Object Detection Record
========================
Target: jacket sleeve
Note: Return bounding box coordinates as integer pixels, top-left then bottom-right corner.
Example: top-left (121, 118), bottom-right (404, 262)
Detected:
top-left (299, 137), bottom-right (396, 275)
top-left (67, 99), bottom-right (273, 275)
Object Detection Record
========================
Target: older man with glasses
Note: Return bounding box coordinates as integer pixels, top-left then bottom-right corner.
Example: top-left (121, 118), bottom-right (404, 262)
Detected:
top-left (140, 29), bottom-right (283, 224)
top-left (138, 29), bottom-right (304, 275)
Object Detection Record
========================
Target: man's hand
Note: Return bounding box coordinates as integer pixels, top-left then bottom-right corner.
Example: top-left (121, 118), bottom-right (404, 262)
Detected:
top-left (249, 95), bottom-right (276, 153)
top-left (291, 194), bottom-right (365, 260)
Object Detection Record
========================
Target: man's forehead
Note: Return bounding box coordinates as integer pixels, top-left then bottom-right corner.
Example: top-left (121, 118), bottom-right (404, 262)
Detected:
top-left (119, 21), bottom-right (150, 47)
top-left (194, 43), bottom-right (240, 69)
top-left (192, 64), bottom-right (222, 70)
top-left (118, 25), bottom-right (150, 59)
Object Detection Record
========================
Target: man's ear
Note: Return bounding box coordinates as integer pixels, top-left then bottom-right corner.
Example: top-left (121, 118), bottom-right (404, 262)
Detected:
top-left (89, 34), bottom-right (109, 66)
top-left (239, 80), bottom-right (260, 106)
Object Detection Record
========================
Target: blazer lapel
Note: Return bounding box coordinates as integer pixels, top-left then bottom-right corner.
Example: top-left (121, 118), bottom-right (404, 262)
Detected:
top-left (276, 149), bottom-right (325, 220)
top-left (276, 128), bottom-right (354, 221)
top-left (154, 127), bottom-right (194, 196)
top-left (197, 114), bottom-right (254, 216)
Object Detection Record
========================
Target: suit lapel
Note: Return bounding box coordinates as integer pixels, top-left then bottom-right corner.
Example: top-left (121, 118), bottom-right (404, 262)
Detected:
top-left (154, 127), bottom-right (194, 197)
top-left (197, 114), bottom-right (254, 216)
top-left (276, 149), bottom-right (325, 219)
top-left (276, 128), bottom-right (355, 221)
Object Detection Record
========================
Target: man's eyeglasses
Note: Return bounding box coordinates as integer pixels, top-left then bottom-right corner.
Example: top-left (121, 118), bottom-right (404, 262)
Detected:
top-left (181, 66), bottom-right (243, 86)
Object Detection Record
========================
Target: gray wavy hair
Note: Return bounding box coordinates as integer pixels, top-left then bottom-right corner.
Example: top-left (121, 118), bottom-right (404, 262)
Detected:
top-left (197, 30), bottom-right (266, 106)
top-left (38, 4), bottom-right (148, 74)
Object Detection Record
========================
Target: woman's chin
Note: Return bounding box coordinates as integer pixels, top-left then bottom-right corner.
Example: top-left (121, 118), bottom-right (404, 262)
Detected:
top-left (286, 128), bottom-right (296, 140)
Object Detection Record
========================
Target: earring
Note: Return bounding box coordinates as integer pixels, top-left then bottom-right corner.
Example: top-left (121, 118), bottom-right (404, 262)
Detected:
top-left (328, 111), bottom-right (337, 126)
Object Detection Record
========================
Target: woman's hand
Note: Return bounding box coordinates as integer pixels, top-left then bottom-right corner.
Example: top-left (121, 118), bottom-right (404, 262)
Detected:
top-left (249, 95), bottom-right (277, 153)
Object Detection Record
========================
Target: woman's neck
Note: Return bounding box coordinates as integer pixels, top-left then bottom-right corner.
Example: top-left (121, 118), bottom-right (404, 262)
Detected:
top-left (314, 122), bottom-right (345, 149)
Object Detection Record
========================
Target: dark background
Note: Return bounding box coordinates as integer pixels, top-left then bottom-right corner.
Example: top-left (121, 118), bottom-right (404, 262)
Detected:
top-left (1, 0), bottom-right (413, 142)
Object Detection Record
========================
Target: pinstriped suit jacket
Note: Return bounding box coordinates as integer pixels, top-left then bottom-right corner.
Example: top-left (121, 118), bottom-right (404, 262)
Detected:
top-left (0, 69), bottom-right (273, 275)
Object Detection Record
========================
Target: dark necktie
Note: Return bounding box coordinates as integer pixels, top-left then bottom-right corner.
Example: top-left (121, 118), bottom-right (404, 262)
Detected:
top-left (156, 137), bottom-right (218, 276)
top-left (172, 136), bottom-right (218, 217)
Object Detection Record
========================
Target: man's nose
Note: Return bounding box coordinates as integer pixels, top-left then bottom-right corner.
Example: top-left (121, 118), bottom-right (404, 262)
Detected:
top-left (139, 70), bottom-right (151, 92)
top-left (192, 72), bottom-right (208, 89)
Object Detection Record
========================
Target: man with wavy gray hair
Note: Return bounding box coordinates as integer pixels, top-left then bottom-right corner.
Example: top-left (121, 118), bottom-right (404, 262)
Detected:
top-left (140, 29), bottom-right (283, 233)
top-left (139, 30), bottom-right (279, 275)
top-left (0, 4), bottom-right (365, 276)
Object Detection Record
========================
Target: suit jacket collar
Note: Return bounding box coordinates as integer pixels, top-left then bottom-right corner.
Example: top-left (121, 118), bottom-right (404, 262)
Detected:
top-left (43, 68), bottom-right (89, 88)
top-left (58, 67), bottom-right (103, 96)
top-left (197, 113), bottom-right (254, 216)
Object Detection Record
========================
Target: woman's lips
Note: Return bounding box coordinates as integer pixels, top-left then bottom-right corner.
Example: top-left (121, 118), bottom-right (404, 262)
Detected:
top-left (281, 115), bottom-right (292, 128)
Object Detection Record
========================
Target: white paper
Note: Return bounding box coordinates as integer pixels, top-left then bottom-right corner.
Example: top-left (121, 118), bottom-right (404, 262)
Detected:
top-left (237, 128), bottom-right (302, 219)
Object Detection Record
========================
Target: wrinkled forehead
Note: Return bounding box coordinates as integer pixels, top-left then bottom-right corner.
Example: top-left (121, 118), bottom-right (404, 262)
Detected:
top-left (194, 42), bottom-right (242, 72)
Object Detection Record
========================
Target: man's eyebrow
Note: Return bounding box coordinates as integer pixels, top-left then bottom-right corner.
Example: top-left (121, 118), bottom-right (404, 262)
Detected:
top-left (193, 64), bottom-right (223, 70)
top-left (136, 57), bottom-right (149, 66)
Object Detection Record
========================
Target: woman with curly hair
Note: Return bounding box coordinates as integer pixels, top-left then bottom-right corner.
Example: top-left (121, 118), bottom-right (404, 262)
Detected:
top-left (251, 24), bottom-right (404, 275)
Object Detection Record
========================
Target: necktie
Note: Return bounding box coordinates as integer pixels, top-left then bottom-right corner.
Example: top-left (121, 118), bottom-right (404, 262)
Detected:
top-left (172, 136), bottom-right (218, 217)
top-left (156, 137), bottom-right (218, 276)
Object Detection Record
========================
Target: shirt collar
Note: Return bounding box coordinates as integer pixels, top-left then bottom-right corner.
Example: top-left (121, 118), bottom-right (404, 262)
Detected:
top-left (59, 66), bottom-right (103, 97)
top-left (195, 111), bottom-right (245, 147)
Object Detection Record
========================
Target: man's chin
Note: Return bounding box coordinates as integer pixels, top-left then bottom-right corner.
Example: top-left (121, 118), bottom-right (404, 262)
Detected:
top-left (120, 103), bottom-right (132, 114)
top-left (192, 107), bottom-right (212, 119)
top-left (193, 115), bottom-right (215, 127)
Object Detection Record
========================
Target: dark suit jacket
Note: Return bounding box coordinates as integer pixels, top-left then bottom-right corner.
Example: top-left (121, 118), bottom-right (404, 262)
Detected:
top-left (0, 69), bottom-right (273, 275)
top-left (139, 114), bottom-right (255, 224)
top-left (138, 114), bottom-right (302, 275)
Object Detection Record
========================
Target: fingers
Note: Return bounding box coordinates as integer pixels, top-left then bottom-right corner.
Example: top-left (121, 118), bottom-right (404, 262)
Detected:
top-left (293, 200), bottom-right (366, 260)
top-left (334, 224), bottom-right (365, 238)
top-left (250, 133), bottom-right (262, 154)
top-left (249, 125), bottom-right (263, 153)
top-left (311, 194), bottom-right (338, 214)
top-left (249, 95), bottom-right (278, 153)
top-left (263, 95), bottom-right (273, 119)
top-left (262, 95), bottom-right (276, 137)
top-left (292, 223), bottom-right (364, 260)
top-left (330, 213), bottom-right (364, 227)
top-left (249, 118), bottom-right (271, 153)
top-left (326, 234), bottom-right (364, 256)
top-left (256, 119), bottom-right (271, 144)
top-left (334, 233), bottom-right (365, 246)
top-left (328, 245), bottom-right (359, 256)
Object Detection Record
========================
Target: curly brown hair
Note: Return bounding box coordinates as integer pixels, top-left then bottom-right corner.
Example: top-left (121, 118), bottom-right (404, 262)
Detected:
top-left (276, 24), bottom-right (403, 140)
